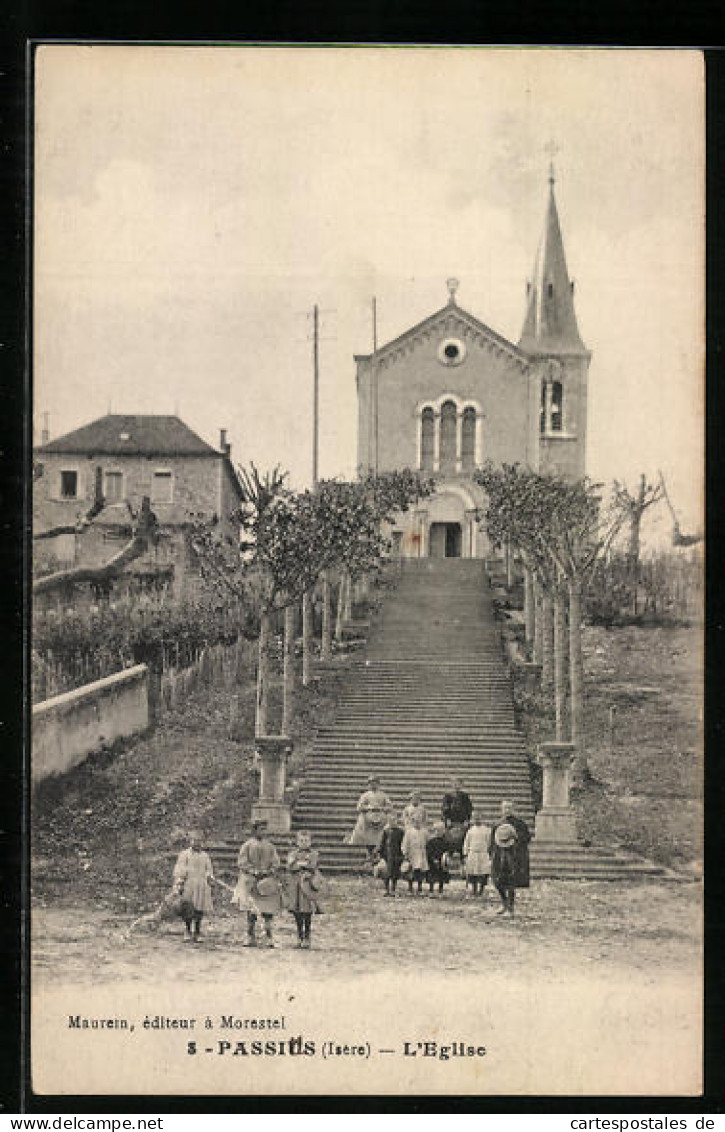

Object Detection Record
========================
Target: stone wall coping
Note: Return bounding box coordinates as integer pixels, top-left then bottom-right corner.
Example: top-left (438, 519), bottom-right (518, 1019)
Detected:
top-left (33, 664), bottom-right (148, 717)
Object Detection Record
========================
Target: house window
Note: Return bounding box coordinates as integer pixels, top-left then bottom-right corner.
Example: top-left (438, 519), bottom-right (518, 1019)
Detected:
top-left (104, 471), bottom-right (124, 502)
top-left (461, 407), bottom-right (477, 471)
top-left (60, 470), bottom-right (78, 499)
top-left (151, 470), bottom-right (173, 504)
top-left (421, 407), bottom-right (435, 471)
top-left (439, 400), bottom-right (457, 471)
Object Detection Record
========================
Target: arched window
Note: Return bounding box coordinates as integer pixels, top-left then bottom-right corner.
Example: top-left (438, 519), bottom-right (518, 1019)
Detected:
top-left (421, 407), bottom-right (435, 471)
top-left (550, 381), bottom-right (563, 431)
top-left (540, 379), bottom-right (564, 434)
top-left (461, 407), bottom-right (477, 471)
top-left (439, 400), bottom-right (457, 471)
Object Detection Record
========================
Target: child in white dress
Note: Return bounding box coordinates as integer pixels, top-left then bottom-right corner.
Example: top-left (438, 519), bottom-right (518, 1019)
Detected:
top-left (463, 811), bottom-right (492, 897)
top-left (401, 814), bottom-right (428, 895)
top-left (172, 829), bottom-right (215, 941)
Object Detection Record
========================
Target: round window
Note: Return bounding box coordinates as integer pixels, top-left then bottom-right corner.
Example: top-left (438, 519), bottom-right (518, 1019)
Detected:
top-left (438, 337), bottom-right (466, 366)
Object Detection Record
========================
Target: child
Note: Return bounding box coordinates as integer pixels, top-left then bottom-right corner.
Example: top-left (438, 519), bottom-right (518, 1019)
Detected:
top-left (286, 830), bottom-right (322, 949)
top-left (401, 791), bottom-right (429, 831)
top-left (233, 819), bottom-right (281, 947)
top-left (401, 813), bottom-right (428, 895)
top-left (172, 829), bottom-right (215, 942)
top-left (376, 812), bottom-right (405, 896)
top-left (425, 821), bottom-right (451, 896)
top-left (463, 810), bottom-right (492, 897)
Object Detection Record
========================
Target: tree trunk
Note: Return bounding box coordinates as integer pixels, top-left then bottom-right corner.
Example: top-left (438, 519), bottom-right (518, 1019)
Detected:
top-left (320, 571), bottom-right (332, 660)
top-left (553, 580), bottom-right (568, 740)
top-left (541, 589), bottom-right (554, 692)
top-left (568, 576), bottom-right (587, 782)
top-left (282, 603), bottom-right (296, 735)
top-left (533, 577), bottom-right (544, 666)
top-left (524, 567), bottom-right (535, 647)
top-left (302, 589), bottom-right (313, 687)
top-left (505, 539), bottom-right (514, 589)
top-left (255, 609), bottom-right (271, 737)
top-left (335, 571), bottom-right (346, 643)
top-left (343, 571), bottom-right (353, 621)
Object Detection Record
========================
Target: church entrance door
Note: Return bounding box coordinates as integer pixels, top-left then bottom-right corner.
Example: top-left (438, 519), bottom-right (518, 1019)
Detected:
top-left (429, 522), bottom-right (462, 558)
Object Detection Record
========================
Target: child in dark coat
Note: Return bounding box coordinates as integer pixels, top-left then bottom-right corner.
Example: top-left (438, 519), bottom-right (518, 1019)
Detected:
top-left (426, 821), bottom-right (451, 895)
top-left (376, 813), bottom-right (405, 896)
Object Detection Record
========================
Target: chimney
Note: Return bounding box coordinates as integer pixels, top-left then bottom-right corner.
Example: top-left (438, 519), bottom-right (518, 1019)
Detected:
top-left (219, 428), bottom-right (231, 457)
top-left (41, 411), bottom-right (50, 446)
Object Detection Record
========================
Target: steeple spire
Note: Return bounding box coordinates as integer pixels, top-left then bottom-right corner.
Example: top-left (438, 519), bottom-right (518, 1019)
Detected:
top-left (518, 169), bottom-right (587, 356)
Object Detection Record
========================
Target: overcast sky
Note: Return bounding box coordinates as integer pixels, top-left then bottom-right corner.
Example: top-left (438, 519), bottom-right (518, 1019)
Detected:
top-left (34, 46), bottom-right (704, 540)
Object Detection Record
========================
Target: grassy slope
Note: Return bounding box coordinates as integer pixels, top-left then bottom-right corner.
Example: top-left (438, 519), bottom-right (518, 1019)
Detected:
top-left (31, 651), bottom-right (355, 912)
top-left (513, 623), bottom-right (703, 872)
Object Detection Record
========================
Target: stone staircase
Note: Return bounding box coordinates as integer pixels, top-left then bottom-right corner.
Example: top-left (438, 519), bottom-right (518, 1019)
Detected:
top-left (211, 558), bottom-right (667, 880)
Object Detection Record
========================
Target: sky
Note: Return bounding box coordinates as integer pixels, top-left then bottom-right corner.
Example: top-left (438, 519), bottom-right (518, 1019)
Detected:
top-left (34, 46), bottom-right (704, 542)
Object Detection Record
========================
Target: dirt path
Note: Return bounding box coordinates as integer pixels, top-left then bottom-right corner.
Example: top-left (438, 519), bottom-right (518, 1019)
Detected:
top-left (31, 879), bottom-right (702, 1097)
top-left (34, 875), bottom-right (701, 985)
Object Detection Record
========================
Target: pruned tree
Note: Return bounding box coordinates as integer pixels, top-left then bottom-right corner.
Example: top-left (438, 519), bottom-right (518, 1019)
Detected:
top-left (612, 474), bottom-right (663, 578)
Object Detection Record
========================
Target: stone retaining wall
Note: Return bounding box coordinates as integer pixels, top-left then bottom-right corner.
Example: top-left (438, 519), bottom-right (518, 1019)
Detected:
top-left (32, 664), bottom-right (149, 783)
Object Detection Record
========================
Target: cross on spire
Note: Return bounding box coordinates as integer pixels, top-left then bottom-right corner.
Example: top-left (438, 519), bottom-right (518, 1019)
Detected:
top-left (544, 139), bottom-right (559, 186)
top-left (446, 277), bottom-right (460, 304)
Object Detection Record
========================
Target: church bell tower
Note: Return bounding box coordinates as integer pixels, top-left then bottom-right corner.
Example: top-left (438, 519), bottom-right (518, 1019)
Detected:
top-left (518, 166), bottom-right (591, 479)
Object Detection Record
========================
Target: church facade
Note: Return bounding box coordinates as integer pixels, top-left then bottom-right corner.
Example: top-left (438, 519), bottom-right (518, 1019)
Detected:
top-left (355, 174), bottom-right (591, 558)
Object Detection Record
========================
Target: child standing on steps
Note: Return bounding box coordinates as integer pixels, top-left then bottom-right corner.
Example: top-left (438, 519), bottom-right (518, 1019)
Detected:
top-left (401, 813), bottom-right (428, 895)
top-left (463, 811), bottom-right (492, 897)
top-left (286, 831), bottom-right (322, 948)
top-left (172, 829), bottom-right (215, 942)
top-left (376, 812), bottom-right (405, 896)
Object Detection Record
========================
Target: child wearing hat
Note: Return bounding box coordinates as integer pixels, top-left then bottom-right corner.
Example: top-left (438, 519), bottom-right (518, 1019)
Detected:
top-left (286, 830), bottom-right (322, 949)
top-left (463, 810), bottom-right (492, 897)
top-left (172, 829), bottom-right (215, 943)
top-left (376, 812), bottom-right (405, 896)
top-left (233, 819), bottom-right (281, 947)
top-left (349, 775), bottom-right (393, 862)
top-left (489, 800), bottom-right (532, 917)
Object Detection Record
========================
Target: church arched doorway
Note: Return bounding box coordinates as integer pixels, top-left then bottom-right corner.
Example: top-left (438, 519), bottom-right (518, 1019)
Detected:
top-left (429, 522), bottom-right (462, 558)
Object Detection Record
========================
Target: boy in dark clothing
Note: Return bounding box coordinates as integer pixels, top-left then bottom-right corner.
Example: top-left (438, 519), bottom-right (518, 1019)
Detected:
top-left (426, 821), bottom-right (450, 895)
top-left (377, 813), bottom-right (405, 896)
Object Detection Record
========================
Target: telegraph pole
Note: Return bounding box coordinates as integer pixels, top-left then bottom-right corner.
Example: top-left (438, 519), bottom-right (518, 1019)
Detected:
top-left (372, 296), bottom-right (379, 474)
top-left (312, 303), bottom-right (319, 487)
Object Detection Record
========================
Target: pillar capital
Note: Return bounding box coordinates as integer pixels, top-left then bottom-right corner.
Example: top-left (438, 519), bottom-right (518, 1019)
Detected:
top-left (536, 741), bottom-right (576, 771)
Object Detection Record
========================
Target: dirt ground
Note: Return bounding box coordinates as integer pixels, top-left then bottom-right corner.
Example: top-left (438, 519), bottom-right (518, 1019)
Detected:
top-left (33, 874), bottom-right (701, 986)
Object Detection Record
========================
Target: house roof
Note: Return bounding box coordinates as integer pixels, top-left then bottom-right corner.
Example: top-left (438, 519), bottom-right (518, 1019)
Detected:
top-left (38, 414), bottom-right (221, 457)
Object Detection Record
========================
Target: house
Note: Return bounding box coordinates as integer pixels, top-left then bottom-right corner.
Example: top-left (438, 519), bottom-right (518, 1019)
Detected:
top-left (355, 170), bottom-right (590, 558)
top-left (33, 414), bottom-right (243, 598)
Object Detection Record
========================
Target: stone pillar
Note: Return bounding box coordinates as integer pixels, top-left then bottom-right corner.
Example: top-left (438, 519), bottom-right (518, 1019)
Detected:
top-left (252, 735), bottom-right (293, 833)
top-left (474, 411), bottom-right (484, 467)
top-left (414, 509), bottom-right (428, 558)
top-left (433, 411), bottom-right (441, 472)
top-left (464, 508), bottom-right (478, 559)
top-left (455, 411), bottom-right (463, 473)
top-left (535, 742), bottom-right (578, 843)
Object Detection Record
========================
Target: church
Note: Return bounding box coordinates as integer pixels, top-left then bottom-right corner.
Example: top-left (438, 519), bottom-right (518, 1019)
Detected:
top-left (355, 172), bottom-right (591, 559)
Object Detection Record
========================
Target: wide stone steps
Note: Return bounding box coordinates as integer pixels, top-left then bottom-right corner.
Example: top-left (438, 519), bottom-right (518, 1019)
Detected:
top-left (232, 557), bottom-right (665, 881)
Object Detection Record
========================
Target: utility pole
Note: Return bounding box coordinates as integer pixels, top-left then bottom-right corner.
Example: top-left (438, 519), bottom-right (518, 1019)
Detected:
top-left (372, 296), bottom-right (379, 475)
top-left (313, 303), bottom-right (319, 487)
top-left (306, 303), bottom-right (322, 680)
